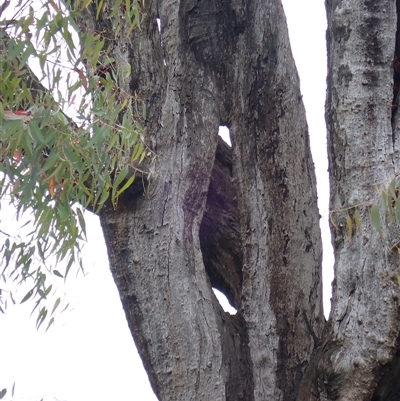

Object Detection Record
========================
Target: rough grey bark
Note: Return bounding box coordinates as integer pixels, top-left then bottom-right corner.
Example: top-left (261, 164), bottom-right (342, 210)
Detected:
top-left (315, 0), bottom-right (400, 400)
top-left (75, 0), bottom-right (400, 399)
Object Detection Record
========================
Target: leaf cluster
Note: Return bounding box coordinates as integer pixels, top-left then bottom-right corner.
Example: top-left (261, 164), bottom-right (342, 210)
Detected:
top-left (370, 175), bottom-right (400, 251)
top-left (0, 0), bottom-right (145, 327)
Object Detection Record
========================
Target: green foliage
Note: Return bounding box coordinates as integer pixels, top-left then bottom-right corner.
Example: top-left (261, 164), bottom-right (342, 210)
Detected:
top-left (331, 175), bottom-right (400, 253)
top-left (0, 0), bottom-right (145, 327)
top-left (366, 174), bottom-right (400, 251)
top-left (370, 204), bottom-right (382, 236)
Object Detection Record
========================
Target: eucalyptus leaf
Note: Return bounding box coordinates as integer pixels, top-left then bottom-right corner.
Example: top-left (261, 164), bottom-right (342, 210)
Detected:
top-left (346, 214), bottom-right (353, 240)
top-left (20, 289), bottom-right (34, 304)
top-left (370, 204), bottom-right (382, 235)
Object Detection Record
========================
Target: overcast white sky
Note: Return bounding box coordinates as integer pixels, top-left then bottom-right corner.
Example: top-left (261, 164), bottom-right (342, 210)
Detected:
top-left (0, 0), bottom-right (331, 399)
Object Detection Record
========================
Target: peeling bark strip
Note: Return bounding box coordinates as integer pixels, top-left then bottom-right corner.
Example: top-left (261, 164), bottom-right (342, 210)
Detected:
top-left (94, 0), bottom-right (323, 399)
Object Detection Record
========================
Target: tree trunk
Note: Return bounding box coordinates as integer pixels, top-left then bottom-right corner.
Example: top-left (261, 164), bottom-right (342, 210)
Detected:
top-left (78, 0), bottom-right (400, 399)
top-left (312, 1), bottom-right (400, 400)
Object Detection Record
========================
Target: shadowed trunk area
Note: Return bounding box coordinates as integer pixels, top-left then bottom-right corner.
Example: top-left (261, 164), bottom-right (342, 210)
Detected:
top-left (200, 137), bottom-right (243, 310)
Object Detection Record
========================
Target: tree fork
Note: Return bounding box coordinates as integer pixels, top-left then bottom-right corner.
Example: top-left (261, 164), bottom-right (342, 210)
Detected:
top-left (87, 0), bottom-right (324, 399)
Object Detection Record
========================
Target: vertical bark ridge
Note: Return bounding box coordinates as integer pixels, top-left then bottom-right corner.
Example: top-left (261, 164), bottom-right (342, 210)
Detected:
top-left (324, 0), bottom-right (400, 398)
top-left (225, 0), bottom-right (324, 399)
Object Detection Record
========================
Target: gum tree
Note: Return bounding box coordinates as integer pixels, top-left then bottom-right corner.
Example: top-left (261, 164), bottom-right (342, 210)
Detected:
top-left (2, 0), bottom-right (400, 399)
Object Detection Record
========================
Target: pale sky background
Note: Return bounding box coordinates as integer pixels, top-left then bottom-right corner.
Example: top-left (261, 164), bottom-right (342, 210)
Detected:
top-left (0, 0), bottom-right (331, 399)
